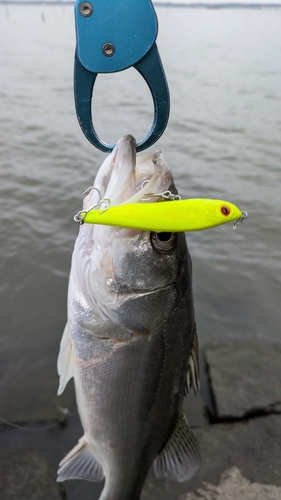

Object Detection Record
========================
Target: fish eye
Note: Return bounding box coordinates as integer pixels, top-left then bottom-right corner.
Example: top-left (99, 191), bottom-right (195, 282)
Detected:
top-left (221, 206), bottom-right (231, 216)
top-left (150, 232), bottom-right (177, 253)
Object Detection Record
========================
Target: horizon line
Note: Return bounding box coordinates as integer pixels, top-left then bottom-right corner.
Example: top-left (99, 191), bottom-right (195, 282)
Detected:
top-left (1, 0), bottom-right (281, 7)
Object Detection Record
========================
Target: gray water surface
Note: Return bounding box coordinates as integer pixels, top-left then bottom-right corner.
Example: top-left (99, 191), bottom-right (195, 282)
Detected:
top-left (0, 4), bottom-right (281, 499)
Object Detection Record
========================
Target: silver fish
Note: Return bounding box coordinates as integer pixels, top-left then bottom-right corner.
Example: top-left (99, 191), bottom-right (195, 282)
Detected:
top-left (57, 135), bottom-right (201, 500)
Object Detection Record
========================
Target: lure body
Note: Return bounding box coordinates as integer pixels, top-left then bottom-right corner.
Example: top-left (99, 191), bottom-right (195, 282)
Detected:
top-left (81, 198), bottom-right (242, 232)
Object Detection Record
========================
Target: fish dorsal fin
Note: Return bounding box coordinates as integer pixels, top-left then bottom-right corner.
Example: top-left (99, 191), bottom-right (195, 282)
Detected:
top-left (154, 411), bottom-right (201, 483)
top-left (57, 436), bottom-right (104, 483)
top-left (186, 324), bottom-right (200, 395)
top-left (57, 322), bottom-right (75, 396)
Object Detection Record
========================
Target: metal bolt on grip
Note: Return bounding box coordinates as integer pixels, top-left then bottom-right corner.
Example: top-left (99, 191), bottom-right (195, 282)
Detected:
top-left (80, 2), bottom-right (93, 17)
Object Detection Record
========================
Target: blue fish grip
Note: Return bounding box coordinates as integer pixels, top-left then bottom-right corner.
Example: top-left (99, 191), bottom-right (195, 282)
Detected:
top-left (74, 0), bottom-right (170, 152)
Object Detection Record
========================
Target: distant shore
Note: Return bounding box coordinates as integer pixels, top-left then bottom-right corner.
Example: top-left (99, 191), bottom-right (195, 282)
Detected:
top-left (1, 1), bottom-right (281, 8)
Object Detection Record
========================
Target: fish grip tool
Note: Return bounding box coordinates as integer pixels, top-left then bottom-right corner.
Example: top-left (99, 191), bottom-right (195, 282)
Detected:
top-left (74, 0), bottom-right (170, 152)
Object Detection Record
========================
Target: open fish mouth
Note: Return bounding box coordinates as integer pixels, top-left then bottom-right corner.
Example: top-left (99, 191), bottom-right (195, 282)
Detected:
top-left (73, 135), bottom-right (179, 312)
top-left (82, 134), bottom-right (173, 213)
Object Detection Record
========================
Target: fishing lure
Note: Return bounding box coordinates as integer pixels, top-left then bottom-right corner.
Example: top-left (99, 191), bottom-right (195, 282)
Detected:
top-left (74, 198), bottom-right (245, 233)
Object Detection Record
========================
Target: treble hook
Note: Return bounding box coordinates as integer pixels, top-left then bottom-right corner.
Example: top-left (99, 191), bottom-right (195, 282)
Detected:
top-left (74, 186), bottom-right (110, 224)
top-left (233, 210), bottom-right (248, 228)
top-left (74, 0), bottom-right (170, 152)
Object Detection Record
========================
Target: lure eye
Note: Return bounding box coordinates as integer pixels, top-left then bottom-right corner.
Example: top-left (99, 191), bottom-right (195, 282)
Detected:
top-left (150, 232), bottom-right (177, 253)
top-left (221, 206), bottom-right (231, 216)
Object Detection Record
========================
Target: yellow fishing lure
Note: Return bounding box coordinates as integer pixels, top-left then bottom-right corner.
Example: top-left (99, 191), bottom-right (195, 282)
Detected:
top-left (77, 198), bottom-right (243, 233)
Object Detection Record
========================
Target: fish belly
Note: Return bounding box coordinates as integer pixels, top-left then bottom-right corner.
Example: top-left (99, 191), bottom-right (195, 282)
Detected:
top-left (73, 318), bottom-right (191, 499)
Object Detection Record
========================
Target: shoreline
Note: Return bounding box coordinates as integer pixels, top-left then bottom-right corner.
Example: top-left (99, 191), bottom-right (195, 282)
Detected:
top-left (1, 1), bottom-right (281, 8)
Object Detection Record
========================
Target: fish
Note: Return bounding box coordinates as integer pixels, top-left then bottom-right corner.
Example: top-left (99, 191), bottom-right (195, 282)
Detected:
top-left (77, 197), bottom-right (242, 232)
top-left (57, 134), bottom-right (201, 500)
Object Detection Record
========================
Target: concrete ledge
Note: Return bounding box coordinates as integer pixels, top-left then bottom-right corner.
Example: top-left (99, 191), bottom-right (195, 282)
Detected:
top-left (0, 447), bottom-right (66, 500)
top-left (204, 342), bottom-right (281, 420)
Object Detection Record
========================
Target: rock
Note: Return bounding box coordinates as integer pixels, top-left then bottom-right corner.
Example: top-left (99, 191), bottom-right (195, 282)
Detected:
top-left (141, 414), bottom-right (281, 500)
top-left (0, 447), bottom-right (66, 500)
top-left (181, 466), bottom-right (281, 500)
top-left (204, 343), bottom-right (281, 420)
top-left (189, 413), bottom-right (281, 490)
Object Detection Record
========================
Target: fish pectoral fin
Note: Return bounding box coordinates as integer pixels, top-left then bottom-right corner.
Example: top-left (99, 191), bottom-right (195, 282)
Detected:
top-left (57, 435), bottom-right (104, 483)
top-left (57, 322), bottom-right (75, 396)
top-left (154, 411), bottom-right (201, 483)
top-left (185, 324), bottom-right (200, 395)
top-left (80, 320), bottom-right (132, 340)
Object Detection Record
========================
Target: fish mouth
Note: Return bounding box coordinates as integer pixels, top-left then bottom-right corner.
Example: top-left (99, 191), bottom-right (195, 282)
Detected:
top-left (83, 134), bottom-right (172, 212)
top-left (77, 137), bottom-right (177, 316)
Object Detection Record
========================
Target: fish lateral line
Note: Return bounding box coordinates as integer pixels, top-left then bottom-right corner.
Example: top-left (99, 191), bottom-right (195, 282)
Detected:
top-left (74, 198), bottom-right (245, 233)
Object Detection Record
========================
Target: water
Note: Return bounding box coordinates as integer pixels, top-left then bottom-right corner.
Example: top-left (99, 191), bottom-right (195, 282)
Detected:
top-left (0, 3), bottom-right (281, 498)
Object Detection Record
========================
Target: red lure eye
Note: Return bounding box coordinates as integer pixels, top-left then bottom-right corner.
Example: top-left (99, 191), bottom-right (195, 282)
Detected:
top-left (221, 206), bottom-right (230, 216)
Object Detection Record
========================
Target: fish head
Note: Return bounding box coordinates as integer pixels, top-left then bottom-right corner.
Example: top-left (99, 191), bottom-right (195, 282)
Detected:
top-left (72, 135), bottom-right (190, 328)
